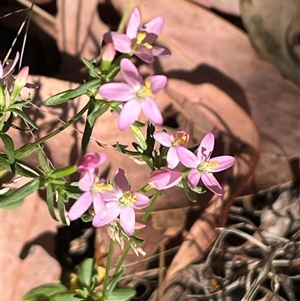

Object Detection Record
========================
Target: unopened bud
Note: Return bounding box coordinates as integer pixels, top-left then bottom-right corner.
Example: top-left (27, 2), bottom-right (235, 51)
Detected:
top-left (101, 43), bottom-right (116, 71)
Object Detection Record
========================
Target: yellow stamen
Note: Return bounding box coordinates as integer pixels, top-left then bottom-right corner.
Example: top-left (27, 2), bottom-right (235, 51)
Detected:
top-left (136, 32), bottom-right (147, 45)
top-left (119, 191), bottom-right (136, 206)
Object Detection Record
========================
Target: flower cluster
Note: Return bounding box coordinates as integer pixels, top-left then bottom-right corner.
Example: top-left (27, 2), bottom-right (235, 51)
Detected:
top-left (68, 152), bottom-right (150, 236)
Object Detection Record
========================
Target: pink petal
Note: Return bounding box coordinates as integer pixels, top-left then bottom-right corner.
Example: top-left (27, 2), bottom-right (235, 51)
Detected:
top-left (126, 8), bottom-right (141, 39)
top-left (68, 192), bottom-right (93, 220)
top-left (149, 169), bottom-right (171, 190)
top-left (134, 48), bottom-right (155, 64)
top-left (149, 169), bottom-right (182, 190)
top-left (142, 97), bottom-right (163, 125)
top-left (143, 16), bottom-right (164, 37)
top-left (78, 171), bottom-right (95, 191)
top-left (133, 192), bottom-right (150, 209)
top-left (207, 156), bottom-right (235, 172)
top-left (151, 46), bottom-right (171, 57)
top-left (0, 64), bottom-right (3, 78)
top-left (77, 152), bottom-right (107, 172)
top-left (177, 147), bottom-right (198, 168)
top-left (153, 131), bottom-right (172, 147)
top-left (114, 168), bottom-right (130, 192)
top-left (108, 32), bottom-right (132, 53)
top-left (201, 173), bottom-right (223, 195)
top-left (147, 75), bottom-right (167, 94)
top-left (93, 201), bottom-right (120, 227)
top-left (2, 52), bottom-right (19, 78)
top-left (120, 206), bottom-right (135, 235)
top-left (119, 99), bottom-right (141, 130)
top-left (197, 132), bottom-right (215, 162)
top-left (93, 193), bottom-right (107, 218)
top-left (187, 169), bottom-right (201, 189)
top-left (167, 147), bottom-right (180, 169)
top-left (120, 58), bottom-right (143, 88)
top-left (99, 82), bottom-right (134, 101)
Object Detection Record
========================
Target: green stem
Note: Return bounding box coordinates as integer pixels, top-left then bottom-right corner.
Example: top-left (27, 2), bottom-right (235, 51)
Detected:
top-left (113, 191), bottom-right (161, 276)
top-left (101, 238), bottom-right (115, 301)
top-left (15, 100), bottom-right (91, 159)
top-left (117, 0), bottom-right (134, 33)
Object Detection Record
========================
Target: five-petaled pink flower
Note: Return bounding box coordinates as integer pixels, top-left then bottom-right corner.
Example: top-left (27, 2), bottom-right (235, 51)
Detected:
top-left (153, 130), bottom-right (190, 169)
top-left (177, 133), bottom-right (235, 195)
top-left (104, 7), bottom-right (170, 63)
top-left (149, 168), bottom-right (182, 190)
top-left (68, 172), bottom-right (113, 222)
top-left (68, 152), bottom-right (109, 222)
top-left (99, 58), bottom-right (167, 130)
top-left (93, 169), bottom-right (150, 235)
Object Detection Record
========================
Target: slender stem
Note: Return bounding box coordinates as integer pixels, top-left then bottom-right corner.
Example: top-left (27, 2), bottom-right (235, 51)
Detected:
top-left (113, 191), bottom-right (161, 275)
top-left (117, 0), bottom-right (134, 33)
top-left (15, 100), bottom-right (91, 159)
top-left (101, 238), bottom-right (115, 301)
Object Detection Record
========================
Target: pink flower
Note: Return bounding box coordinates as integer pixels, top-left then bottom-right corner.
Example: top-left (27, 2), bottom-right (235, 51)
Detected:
top-left (77, 152), bottom-right (107, 174)
top-left (153, 130), bottom-right (190, 168)
top-left (149, 168), bottom-right (182, 190)
top-left (177, 133), bottom-right (235, 195)
top-left (99, 58), bottom-right (167, 130)
top-left (68, 172), bottom-right (112, 221)
top-left (104, 7), bottom-right (170, 63)
top-left (93, 169), bottom-right (150, 235)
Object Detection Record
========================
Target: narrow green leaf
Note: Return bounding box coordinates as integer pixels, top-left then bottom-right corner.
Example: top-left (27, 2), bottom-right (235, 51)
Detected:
top-left (44, 79), bottom-right (101, 106)
top-left (0, 177), bottom-right (40, 208)
top-left (57, 193), bottom-right (69, 225)
top-left (0, 155), bottom-right (39, 177)
top-left (77, 258), bottom-right (96, 290)
top-left (23, 283), bottom-right (68, 301)
top-left (1, 134), bottom-right (15, 164)
top-left (106, 269), bottom-right (125, 295)
top-left (10, 108), bottom-right (39, 130)
top-left (107, 288), bottom-right (136, 301)
top-left (131, 125), bottom-right (147, 150)
top-left (46, 184), bottom-right (58, 221)
top-left (38, 150), bottom-right (51, 172)
top-left (87, 102), bottom-right (109, 127)
top-left (15, 142), bottom-right (41, 160)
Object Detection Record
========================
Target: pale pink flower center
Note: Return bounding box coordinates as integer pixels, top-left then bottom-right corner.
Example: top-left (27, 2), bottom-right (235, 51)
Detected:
top-left (119, 191), bottom-right (136, 206)
top-left (197, 161), bottom-right (219, 174)
top-left (135, 80), bottom-right (154, 99)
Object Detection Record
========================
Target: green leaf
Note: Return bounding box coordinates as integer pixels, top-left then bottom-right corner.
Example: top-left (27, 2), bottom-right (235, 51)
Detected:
top-left (46, 184), bottom-right (59, 221)
top-left (182, 177), bottom-right (197, 202)
top-left (38, 150), bottom-right (51, 172)
top-left (106, 269), bottom-right (125, 295)
top-left (0, 155), bottom-right (39, 177)
top-left (10, 108), bottom-right (39, 130)
top-left (77, 258), bottom-right (96, 290)
top-left (87, 102), bottom-right (109, 127)
top-left (1, 189), bottom-right (25, 209)
top-left (15, 142), bottom-right (41, 160)
top-left (44, 79), bottom-right (101, 106)
top-left (0, 177), bottom-right (40, 208)
top-left (107, 288), bottom-right (136, 301)
top-left (0, 133), bottom-right (15, 164)
top-left (23, 283), bottom-right (68, 301)
top-left (131, 125), bottom-right (147, 151)
top-left (50, 293), bottom-right (79, 301)
top-left (57, 193), bottom-right (69, 225)
top-left (82, 57), bottom-right (99, 78)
